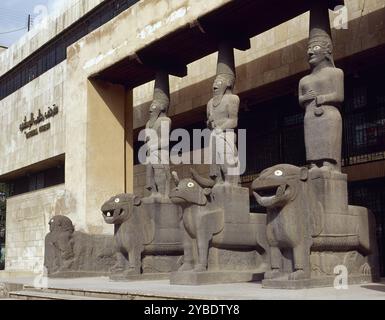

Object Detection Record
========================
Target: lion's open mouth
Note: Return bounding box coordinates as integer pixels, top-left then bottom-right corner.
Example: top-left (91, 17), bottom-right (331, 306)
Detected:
top-left (252, 183), bottom-right (289, 208)
top-left (169, 196), bottom-right (186, 204)
top-left (102, 209), bottom-right (124, 219)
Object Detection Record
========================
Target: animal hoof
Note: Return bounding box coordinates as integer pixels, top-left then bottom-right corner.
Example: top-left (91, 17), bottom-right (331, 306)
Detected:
top-left (264, 269), bottom-right (286, 280)
top-left (178, 263), bottom-right (194, 272)
top-left (360, 263), bottom-right (372, 276)
top-left (110, 265), bottom-right (124, 274)
top-left (194, 264), bottom-right (207, 272)
top-left (288, 270), bottom-right (308, 281)
top-left (124, 267), bottom-right (141, 276)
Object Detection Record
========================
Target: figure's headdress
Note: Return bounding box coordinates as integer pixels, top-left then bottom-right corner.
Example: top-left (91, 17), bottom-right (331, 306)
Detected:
top-left (309, 2), bottom-right (335, 65)
top-left (153, 71), bottom-right (170, 112)
top-left (216, 42), bottom-right (236, 88)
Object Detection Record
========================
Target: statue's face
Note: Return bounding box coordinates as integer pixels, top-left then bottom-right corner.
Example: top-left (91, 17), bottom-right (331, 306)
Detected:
top-left (307, 41), bottom-right (330, 66)
top-left (213, 76), bottom-right (228, 96)
top-left (149, 102), bottom-right (163, 118)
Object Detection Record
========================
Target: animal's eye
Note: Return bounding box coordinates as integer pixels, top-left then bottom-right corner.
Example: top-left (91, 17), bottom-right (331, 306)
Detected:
top-left (187, 182), bottom-right (195, 188)
top-left (313, 45), bottom-right (321, 51)
top-left (115, 198), bottom-right (120, 203)
top-left (50, 219), bottom-right (54, 223)
top-left (274, 170), bottom-right (283, 177)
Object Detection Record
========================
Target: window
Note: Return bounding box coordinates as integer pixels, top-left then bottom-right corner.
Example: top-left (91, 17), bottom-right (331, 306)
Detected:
top-left (0, 0), bottom-right (140, 101)
top-left (6, 165), bottom-right (65, 197)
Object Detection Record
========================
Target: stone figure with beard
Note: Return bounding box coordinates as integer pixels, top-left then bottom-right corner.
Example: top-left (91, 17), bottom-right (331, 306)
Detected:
top-left (207, 42), bottom-right (240, 185)
top-left (145, 71), bottom-right (172, 199)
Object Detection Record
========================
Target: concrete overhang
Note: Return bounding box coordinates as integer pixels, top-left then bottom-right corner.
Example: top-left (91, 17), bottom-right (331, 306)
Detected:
top-left (95, 0), bottom-right (344, 88)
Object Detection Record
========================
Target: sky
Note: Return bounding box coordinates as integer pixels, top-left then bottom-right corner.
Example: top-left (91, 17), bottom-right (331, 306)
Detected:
top-left (0, 0), bottom-right (71, 47)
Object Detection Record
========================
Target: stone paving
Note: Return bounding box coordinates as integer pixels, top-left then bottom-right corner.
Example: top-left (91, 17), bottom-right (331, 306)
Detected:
top-left (1, 277), bottom-right (385, 300)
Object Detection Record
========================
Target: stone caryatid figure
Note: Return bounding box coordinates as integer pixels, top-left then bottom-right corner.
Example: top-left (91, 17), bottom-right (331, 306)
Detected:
top-left (299, 2), bottom-right (344, 172)
top-left (145, 71), bottom-right (172, 199)
top-left (207, 42), bottom-right (240, 185)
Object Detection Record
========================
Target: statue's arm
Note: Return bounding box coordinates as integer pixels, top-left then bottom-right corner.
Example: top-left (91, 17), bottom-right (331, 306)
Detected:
top-left (217, 96), bottom-right (240, 130)
top-left (207, 101), bottom-right (214, 129)
top-left (298, 78), bottom-right (316, 108)
top-left (157, 118), bottom-right (171, 149)
top-left (316, 70), bottom-right (344, 106)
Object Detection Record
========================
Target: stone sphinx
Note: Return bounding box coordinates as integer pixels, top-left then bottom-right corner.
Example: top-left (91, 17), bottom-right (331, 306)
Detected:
top-left (252, 164), bottom-right (379, 288)
top-left (44, 215), bottom-right (116, 278)
top-left (101, 193), bottom-right (183, 280)
top-left (169, 169), bottom-right (269, 285)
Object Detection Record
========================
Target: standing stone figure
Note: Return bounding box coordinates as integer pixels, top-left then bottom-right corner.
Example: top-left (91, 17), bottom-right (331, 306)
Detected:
top-left (298, 3), bottom-right (344, 172)
top-left (145, 71), bottom-right (172, 198)
top-left (207, 42), bottom-right (240, 185)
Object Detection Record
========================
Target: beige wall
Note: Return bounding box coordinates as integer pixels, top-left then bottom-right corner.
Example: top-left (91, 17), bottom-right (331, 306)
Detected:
top-left (5, 184), bottom-right (65, 273)
top-left (82, 80), bottom-right (132, 234)
top-left (0, 62), bottom-right (66, 177)
top-left (0, 0), bottom-right (103, 77)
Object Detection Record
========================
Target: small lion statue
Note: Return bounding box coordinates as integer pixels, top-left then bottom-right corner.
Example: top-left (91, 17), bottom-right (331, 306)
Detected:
top-left (44, 216), bottom-right (75, 275)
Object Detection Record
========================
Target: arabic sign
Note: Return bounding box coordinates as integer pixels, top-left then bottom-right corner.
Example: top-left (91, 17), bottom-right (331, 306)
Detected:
top-left (19, 104), bottom-right (59, 139)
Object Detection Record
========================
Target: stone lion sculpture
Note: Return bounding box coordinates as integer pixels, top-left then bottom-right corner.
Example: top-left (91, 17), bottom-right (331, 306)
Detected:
top-left (101, 193), bottom-right (183, 279)
top-left (44, 215), bottom-right (115, 277)
top-left (252, 164), bottom-right (379, 282)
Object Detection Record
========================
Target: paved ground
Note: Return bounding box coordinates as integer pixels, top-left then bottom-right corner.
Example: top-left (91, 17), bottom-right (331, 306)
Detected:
top-left (1, 276), bottom-right (385, 300)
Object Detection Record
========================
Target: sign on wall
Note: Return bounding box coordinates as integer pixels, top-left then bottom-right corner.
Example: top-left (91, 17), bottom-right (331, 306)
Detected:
top-left (19, 104), bottom-right (59, 139)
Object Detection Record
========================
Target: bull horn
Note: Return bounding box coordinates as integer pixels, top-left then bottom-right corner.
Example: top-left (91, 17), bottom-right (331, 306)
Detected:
top-left (190, 168), bottom-right (215, 188)
top-left (171, 171), bottom-right (180, 185)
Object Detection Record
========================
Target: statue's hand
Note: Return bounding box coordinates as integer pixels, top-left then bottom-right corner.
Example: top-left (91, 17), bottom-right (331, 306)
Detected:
top-left (302, 90), bottom-right (317, 102)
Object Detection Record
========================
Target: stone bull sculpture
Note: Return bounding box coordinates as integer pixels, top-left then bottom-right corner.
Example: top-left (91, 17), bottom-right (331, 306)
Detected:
top-left (169, 169), bottom-right (269, 272)
top-left (101, 193), bottom-right (183, 278)
top-left (252, 164), bottom-right (379, 281)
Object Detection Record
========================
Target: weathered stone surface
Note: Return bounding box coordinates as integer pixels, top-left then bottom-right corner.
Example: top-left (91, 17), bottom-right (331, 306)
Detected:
top-left (169, 169), bottom-right (269, 283)
top-left (298, 2), bottom-right (344, 172)
top-left (207, 42), bottom-right (240, 185)
top-left (44, 215), bottom-right (115, 278)
top-left (101, 193), bottom-right (183, 280)
top-left (251, 164), bottom-right (379, 288)
top-left (144, 71), bottom-right (173, 200)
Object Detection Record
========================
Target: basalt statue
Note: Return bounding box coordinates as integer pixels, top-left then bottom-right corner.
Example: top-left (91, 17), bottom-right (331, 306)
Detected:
top-left (101, 193), bottom-right (183, 279)
top-left (168, 43), bottom-right (268, 285)
top-left (298, 3), bottom-right (344, 172)
top-left (144, 71), bottom-right (172, 199)
top-left (251, 3), bottom-right (379, 288)
top-left (170, 169), bottom-right (269, 274)
top-left (44, 215), bottom-right (116, 277)
top-left (101, 71), bottom-right (183, 280)
top-left (207, 42), bottom-right (240, 186)
top-left (252, 165), bottom-right (378, 284)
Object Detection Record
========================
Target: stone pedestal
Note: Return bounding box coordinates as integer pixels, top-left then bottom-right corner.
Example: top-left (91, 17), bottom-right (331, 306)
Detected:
top-left (263, 275), bottom-right (375, 290)
top-left (170, 270), bottom-right (264, 286)
top-left (251, 164), bottom-right (379, 289)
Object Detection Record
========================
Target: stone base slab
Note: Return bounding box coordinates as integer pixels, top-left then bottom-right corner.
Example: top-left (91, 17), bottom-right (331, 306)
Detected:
top-left (110, 273), bottom-right (170, 282)
top-left (48, 271), bottom-right (110, 279)
top-left (262, 275), bottom-right (378, 290)
top-left (170, 270), bottom-right (264, 286)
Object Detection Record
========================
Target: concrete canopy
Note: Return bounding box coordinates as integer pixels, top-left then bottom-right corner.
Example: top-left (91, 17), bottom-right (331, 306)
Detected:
top-left (95, 0), bottom-right (344, 88)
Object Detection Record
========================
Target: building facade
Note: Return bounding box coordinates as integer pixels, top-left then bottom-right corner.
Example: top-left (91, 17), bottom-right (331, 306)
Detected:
top-left (0, 0), bottom-right (384, 276)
